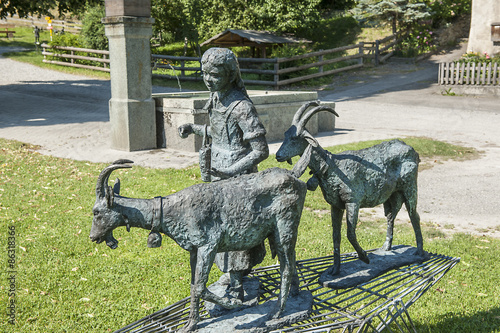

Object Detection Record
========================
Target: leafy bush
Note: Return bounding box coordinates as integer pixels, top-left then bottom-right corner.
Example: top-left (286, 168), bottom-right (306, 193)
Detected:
top-left (398, 26), bottom-right (437, 57)
top-left (49, 31), bottom-right (106, 69)
top-left (79, 3), bottom-right (107, 50)
top-left (152, 41), bottom-right (202, 57)
top-left (459, 51), bottom-right (500, 64)
top-left (299, 15), bottom-right (361, 50)
top-left (50, 33), bottom-right (82, 48)
top-left (428, 0), bottom-right (472, 27)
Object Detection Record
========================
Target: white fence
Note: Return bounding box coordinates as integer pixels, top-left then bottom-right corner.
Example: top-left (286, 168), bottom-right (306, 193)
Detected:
top-left (439, 62), bottom-right (500, 85)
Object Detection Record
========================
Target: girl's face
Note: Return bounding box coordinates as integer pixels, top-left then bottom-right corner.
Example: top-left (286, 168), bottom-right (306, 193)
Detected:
top-left (202, 65), bottom-right (231, 93)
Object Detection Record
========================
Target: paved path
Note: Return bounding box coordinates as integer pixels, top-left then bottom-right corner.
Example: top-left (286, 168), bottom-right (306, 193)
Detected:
top-left (1, 46), bottom-right (500, 238)
top-left (0, 46), bottom-right (199, 169)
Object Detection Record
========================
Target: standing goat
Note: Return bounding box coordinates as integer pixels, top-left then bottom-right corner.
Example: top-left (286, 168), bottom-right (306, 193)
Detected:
top-left (276, 102), bottom-right (424, 275)
top-left (90, 160), bottom-right (306, 332)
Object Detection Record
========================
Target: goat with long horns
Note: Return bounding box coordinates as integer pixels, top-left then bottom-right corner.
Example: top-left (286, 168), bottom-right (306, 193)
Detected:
top-left (276, 102), bottom-right (424, 276)
top-left (90, 160), bottom-right (307, 331)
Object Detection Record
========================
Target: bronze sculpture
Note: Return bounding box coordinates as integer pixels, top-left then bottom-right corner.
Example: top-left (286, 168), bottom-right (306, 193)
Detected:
top-left (178, 48), bottom-right (269, 300)
top-left (276, 102), bottom-right (424, 276)
top-left (90, 160), bottom-right (306, 332)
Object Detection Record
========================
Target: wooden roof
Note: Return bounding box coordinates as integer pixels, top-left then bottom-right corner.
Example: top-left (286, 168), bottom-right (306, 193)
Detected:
top-left (200, 29), bottom-right (311, 47)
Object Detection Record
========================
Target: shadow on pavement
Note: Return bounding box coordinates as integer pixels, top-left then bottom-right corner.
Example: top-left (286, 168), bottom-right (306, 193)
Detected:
top-left (0, 79), bottom-right (111, 129)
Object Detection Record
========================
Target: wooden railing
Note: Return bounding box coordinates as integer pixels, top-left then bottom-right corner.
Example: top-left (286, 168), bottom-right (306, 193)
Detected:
top-left (40, 32), bottom-right (402, 88)
top-left (0, 16), bottom-right (81, 34)
top-left (363, 32), bottom-right (405, 65)
top-left (439, 62), bottom-right (500, 85)
top-left (42, 44), bottom-right (110, 72)
top-left (152, 43), bottom-right (367, 88)
top-left (274, 43), bottom-right (364, 86)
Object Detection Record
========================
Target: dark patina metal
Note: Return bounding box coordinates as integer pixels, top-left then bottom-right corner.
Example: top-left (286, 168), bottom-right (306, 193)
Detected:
top-left (276, 102), bottom-right (424, 276)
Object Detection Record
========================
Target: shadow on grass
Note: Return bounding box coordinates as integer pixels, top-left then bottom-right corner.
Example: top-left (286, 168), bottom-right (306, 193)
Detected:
top-left (0, 38), bottom-right (50, 49)
top-left (414, 307), bottom-right (500, 332)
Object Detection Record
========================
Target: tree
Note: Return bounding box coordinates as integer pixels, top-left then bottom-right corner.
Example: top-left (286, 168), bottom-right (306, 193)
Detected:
top-left (354, 0), bottom-right (431, 34)
top-left (0, 0), bottom-right (101, 19)
top-left (151, 0), bottom-right (323, 43)
top-left (151, 0), bottom-right (186, 43)
top-left (79, 3), bottom-right (107, 50)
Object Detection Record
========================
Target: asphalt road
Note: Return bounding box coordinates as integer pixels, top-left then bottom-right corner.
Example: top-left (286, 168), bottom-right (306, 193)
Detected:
top-left (1, 46), bottom-right (499, 238)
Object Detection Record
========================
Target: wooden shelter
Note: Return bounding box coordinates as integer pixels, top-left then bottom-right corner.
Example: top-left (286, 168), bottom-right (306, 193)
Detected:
top-left (200, 29), bottom-right (311, 58)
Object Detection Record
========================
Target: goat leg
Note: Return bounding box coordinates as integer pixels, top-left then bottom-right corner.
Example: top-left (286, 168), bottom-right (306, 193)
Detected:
top-left (329, 207), bottom-right (344, 275)
top-left (345, 203), bottom-right (370, 264)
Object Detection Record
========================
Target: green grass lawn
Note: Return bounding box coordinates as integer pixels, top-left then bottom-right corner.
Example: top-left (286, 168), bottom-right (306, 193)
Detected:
top-left (1, 137), bottom-right (499, 332)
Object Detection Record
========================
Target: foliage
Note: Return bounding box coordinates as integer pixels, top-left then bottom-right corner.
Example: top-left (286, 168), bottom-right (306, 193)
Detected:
top-left (1, 136), bottom-right (496, 333)
top-left (353, 0), bottom-right (431, 33)
top-left (48, 33), bottom-right (107, 69)
top-left (298, 15), bottom-right (361, 50)
top-left (151, 0), bottom-right (323, 44)
top-left (459, 51), bottom-right (500, 64)
top-left (427, 0), bottom-right (472, 27)
top-left (398, 26), bottom-right (437, 57)
top-left (50, 33), bottom-right (82, 48)
top-left (0, 0), bottom-right (101, 19)
top-left (79, 3), bottom-right (107, 50)
top-left (319, 0), bottom-right (357, 11)
top-left (151, 0), bottom-right (188, 44)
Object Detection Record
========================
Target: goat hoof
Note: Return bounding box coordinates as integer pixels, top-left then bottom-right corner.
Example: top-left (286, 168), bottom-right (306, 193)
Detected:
top-left (359, 251), bottom-right (370, 264)
top-left (180, 320), bottom-right (197, 332)
top-left (327, 265), bottom-right (340, 276)
top-left (270, 309), bottom-right (283, 320)
top-left (381, 242), bottom-right (392, 252)
top-left (413, 248), bottom-right (425, 257)
top-left (227, 298), bottom-right (243, 309)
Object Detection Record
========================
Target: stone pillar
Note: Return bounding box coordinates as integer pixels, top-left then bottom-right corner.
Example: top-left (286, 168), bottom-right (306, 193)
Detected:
top-left (467, 0), bottom-right (500, 56)
top-left (103, 0), bottom-right (156, 151)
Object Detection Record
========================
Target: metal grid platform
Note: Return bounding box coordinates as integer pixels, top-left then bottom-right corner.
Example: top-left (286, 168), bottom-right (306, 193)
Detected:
top-left (114, 249), bottom-right (459, 333)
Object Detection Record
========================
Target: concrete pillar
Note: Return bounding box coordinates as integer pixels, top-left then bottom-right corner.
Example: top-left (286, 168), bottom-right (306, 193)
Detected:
top-left (103, 0), bottom-right (156, 151)
top-left (467, 0), bottom-right (500, 56)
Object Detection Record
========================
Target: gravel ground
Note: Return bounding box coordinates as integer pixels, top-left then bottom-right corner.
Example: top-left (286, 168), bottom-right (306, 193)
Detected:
top-left (1, 45), bottom-right (499, 238)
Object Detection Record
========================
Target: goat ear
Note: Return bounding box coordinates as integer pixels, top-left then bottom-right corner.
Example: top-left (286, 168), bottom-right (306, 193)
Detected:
top-left (302, 130), bottom-right (318, 147)
top-left (292, 144), bottom-right (312, 178)
top-left (106, 185), bottom-right (114, 208)
top-left (113, 178), bottom-right (121, 195)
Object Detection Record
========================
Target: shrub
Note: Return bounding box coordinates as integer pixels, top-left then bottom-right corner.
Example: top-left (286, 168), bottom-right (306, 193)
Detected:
top-left (300, 15), bottom-right (361, 50)
top-left (79, 3), bottom-right (107, 50)
top-left (50, 33), bottom-right (82, 48)
top-left (398, 26), bottom-right (437, 57)
top-left (459, 51), bottom-right (500, 64)
top-left (428, 0), bottom-right (472, 27)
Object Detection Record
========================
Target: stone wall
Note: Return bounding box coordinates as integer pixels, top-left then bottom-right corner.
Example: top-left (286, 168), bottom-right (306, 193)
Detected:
top-left (153, 91), bottom-right (336, 152)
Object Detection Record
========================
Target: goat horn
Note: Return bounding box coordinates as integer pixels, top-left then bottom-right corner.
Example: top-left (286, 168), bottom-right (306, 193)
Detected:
top-left (292, 101), bottom-right (320, 126)
top-left (96, 160), bottom-right (133, 199)
top-left (296, 105), bottom-right (339, 135)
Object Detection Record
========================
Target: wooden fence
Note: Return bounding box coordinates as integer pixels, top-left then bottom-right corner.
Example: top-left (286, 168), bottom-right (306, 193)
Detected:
top-left (41, 44), bottom-right (110, 72)
top-left (364, 32), bottom-right (405, 66)
top-left (152, 43), bottom-right (367, 87)
top-left (439, 62), bottom-right (500, 85)
top-left (40, 32), bottom-right (401, 88)
top-left (0, 15), bottom-right (81, 34)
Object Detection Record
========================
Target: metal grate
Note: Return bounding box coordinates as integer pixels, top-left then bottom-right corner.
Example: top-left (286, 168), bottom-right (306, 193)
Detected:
top-left (114, 249), bottom-right (459, 333)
